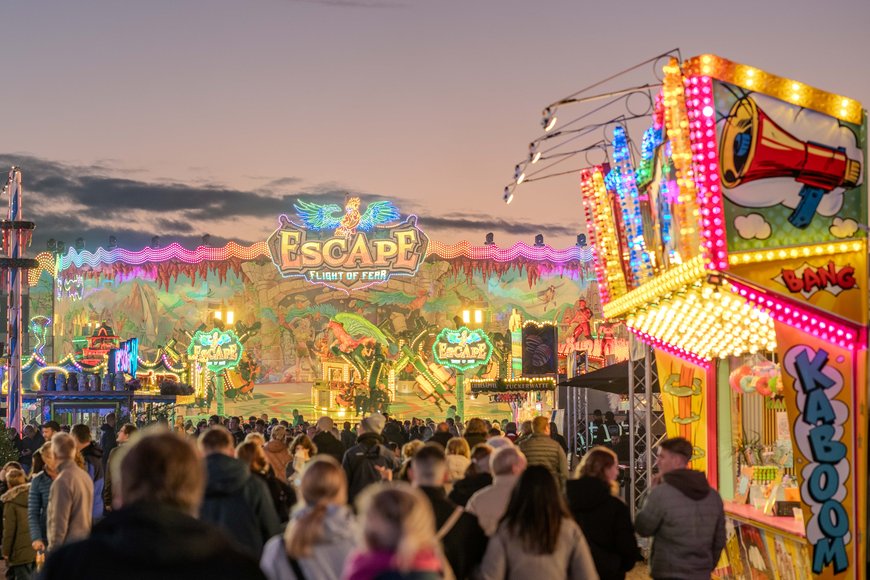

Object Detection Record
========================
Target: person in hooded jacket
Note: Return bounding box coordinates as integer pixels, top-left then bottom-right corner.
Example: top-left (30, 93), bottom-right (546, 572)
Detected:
top-left (2, 468), bottom-right (36, 579)
top-left (199, 427), bottom-right (281, 557)
top-left (40, 430), bottom-right (265, 580)
top-left (567, 446), bottom-right (640, 580)
top-left (635, 437), bottom-right (725, 580)
top-left (448, 443), bottom-right (493, 507)
top-left (342, 413), bottom-right (398, 506)
top-left (260, 457), bottom-right (357, 580)
top-left (27, 443), bottom-right (55, 556)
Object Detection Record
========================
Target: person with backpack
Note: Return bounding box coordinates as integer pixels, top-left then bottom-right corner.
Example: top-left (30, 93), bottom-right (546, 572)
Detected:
top-left (341, 413), bottom-right (398, 505)
top-left (410, 444), bottom-right (487, 579)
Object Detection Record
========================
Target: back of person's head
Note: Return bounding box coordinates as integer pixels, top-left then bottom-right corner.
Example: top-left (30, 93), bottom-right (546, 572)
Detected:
top-left (358, 483), bottom-right (438, 571)
top-left (199, 426), bottom-right (234, 455)
top-left (119, 423), bottom-right (138, 438)
top-left (605, 411), bottom-right (615, 421)
top-left (71, 424), bottom-right (91, 444)
top-left (316, 416), bottom-right (334, 432)
top-left (658, 437), bottom-right (693, 466)
top-left (117, 430), bottom-right (205, 516)
top-left (576, 446), bottom-right (618, 494)
top-left (401, 440), bottom-right (424, 462)
top-left (469, 443), bottom-right (494, 474)
top-left (285, 456), bottom-right (346, 558)
top-left (435, 422), bottom-right (449, 433)
top-left (5, 468), bottom-right (25, 488)
top-left (51, 432), bottom-right (76, 461)
top-left (343, 421), bottom-right (351, 430)
top-left (520, 420), bottom-right (532, 435)
top-left (501, 465), bottom-right (569, 555)
top-left (504, 422), bottom-right (517, 434)
top-left (236, 441), bottom-right (268, 473)
top-left (410, 443), bottom-right (446, 486)
top-left (446, 437), bottom-right (470, 458)
top-left (491, 446), bottom-right (526, 476)
top-left (245, 432), bottom-right (266, 445)
top-left (487, 428), bottom-right (501, 438)
top-left (32, 451), bottom-right (45, 475)
top-left (270, 425), bottom-right (287, 442)
top-left (465, 417), bottom-right (487, 435)
top-left (531, 416), bottom-right (549, 434)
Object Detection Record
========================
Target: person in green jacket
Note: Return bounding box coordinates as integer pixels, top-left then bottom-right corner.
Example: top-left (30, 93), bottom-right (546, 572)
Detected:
top-left (2, 468), bottom-right (37, 579)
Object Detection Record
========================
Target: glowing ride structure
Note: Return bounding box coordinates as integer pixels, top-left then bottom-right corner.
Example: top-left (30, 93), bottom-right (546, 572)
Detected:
top-left (569, 54), bottom-right (866, 578)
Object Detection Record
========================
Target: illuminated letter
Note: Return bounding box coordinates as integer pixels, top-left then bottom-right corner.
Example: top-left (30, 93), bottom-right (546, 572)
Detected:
top-left (301, 241), bottom-right (323, 268)
top-left (280, 231), bottom-right (302, 268)
top-left (322, 239), bottom-right (347, 268)
top-left (346, 234), bottom-right (374, 267)
top-left (372, 240), bottom-right (398, 265)
top-left (394, 230), bottom-right (420, 270)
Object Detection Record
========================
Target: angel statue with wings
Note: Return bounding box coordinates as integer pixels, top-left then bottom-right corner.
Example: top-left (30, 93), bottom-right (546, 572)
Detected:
top-left (293, 196), bottom-right (401, 238)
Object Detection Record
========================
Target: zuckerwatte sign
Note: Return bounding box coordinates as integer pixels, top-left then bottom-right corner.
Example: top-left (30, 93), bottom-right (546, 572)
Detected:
top-left (267, 197), bottom-right (429, 291)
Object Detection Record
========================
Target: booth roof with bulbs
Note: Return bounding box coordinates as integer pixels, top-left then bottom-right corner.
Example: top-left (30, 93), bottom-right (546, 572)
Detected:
top-left (579, 54), bottom-right (867, 578)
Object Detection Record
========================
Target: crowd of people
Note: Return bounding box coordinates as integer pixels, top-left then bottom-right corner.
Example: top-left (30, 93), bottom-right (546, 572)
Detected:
top-left (0, 409), bottom-right (725, 580)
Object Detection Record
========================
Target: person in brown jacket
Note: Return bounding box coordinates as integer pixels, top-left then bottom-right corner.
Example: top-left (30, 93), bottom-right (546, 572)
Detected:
top-left (262, 426), bottom-right (291, 481)
top-left (2, 468), bottom-right (37, 578)
top-left (46, 433), bottom-right (93, 550)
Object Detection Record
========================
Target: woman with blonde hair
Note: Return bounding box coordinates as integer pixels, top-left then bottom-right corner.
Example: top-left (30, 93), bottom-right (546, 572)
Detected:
top-left (397, 440), bottom-right (424, 482)
top-left (566, 446), bottom-right (639, 580)
top-left (344, 483), bottom-right (451, 580)
top-left (260, 456), bottom-right (356, 580)
top-left (444, 438), bottom-right (470, 488)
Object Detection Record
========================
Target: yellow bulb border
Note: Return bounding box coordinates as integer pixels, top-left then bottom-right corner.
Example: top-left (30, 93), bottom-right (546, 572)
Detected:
top-left (603, 255), bottom-right (707, 319)
top-left (682, 54), bottom-right (864, 125)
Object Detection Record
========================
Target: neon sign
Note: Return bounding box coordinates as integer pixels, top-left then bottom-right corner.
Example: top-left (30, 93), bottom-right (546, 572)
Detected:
top-left (108, 338), bottom-right (139, 377)
top-left (432, 327), bottom-right (493, 372)
top-left (187, 329), bottom-right (243, 373)
top-left (267, 198), bottom-right (429, 291)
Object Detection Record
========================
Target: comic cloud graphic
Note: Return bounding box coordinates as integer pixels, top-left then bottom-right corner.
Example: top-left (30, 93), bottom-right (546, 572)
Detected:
top-left (829, 217), bottom-right (859, 239)
top-left (734, 213), bottom-right (771, 240)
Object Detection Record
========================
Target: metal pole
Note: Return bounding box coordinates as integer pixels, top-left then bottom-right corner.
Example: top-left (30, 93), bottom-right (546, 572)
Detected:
top-left (216, 373), bottom-right (225, 417)
top-left (644, 345), bottom-right (654, 490)
top-left (456, 371), bottom-right (465, 423)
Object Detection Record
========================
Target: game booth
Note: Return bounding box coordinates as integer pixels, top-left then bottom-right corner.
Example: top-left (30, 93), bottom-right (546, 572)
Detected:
top-left (583, 54), bottom-right (867, 578)
top-left (21, 198), bottom-right (629, 429)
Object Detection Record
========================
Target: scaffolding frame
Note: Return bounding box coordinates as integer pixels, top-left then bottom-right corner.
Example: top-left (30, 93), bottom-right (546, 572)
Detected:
top-left (627, 341), bottom-right (666, 518)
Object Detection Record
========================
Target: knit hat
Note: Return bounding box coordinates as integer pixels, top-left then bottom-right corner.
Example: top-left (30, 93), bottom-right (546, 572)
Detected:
top-left (362, 412), bottom-right (386, 435)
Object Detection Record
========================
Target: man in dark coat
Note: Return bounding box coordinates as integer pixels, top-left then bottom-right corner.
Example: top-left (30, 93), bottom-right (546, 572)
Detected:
top-left (199, 427), bottom-right (280, 557)
top-left (342, 413), bottom-right (398, 504)
top-left (410, 444), bottom-right (487, 579)
top-left (567, 469), bottom-right (640, 579)
top-left (41, 430), bottom-right (264, 580)
top-left (99, 413), bottom-right (118, 470)
top-left (428, 422), bottom-right (453, 448)
top-left (635, 437), bottom-right (725, 579)
top-left (340, 421), bottom-right (356, 450)
top-left (312, 416), bottom-right (345, 464)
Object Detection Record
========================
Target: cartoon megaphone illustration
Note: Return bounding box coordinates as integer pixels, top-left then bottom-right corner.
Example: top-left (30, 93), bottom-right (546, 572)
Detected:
top-left (720, 96), bottom-right (861, 229)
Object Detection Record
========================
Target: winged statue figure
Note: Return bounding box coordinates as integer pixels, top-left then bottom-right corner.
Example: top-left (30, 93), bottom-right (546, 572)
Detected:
top-left (293, 197), bottom-right (401, 238)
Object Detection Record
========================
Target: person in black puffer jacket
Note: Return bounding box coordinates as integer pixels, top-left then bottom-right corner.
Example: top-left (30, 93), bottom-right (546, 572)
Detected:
top-left (342, 413), bottom-right (398, 505)
top-left (199, 428), bottom-right (280, 557)
top-left (235, 441), bottom-right (296, 523)
top-left (567, 446), bottom-right (640, 580)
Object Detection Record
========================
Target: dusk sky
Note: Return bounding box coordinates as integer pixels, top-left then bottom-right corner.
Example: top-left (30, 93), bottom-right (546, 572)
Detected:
top-left (2, 0), bottom-right (868, 251)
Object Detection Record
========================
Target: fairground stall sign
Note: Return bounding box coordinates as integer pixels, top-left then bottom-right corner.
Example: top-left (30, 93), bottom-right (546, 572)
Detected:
top-left (187, 329), bottom-right (243, 373)
top-left (432, 327), bottom-right (494, 372)
top-left (267, 197), bottom-right (429, 291)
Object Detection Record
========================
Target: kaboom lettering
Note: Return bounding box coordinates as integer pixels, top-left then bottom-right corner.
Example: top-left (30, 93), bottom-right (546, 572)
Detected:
top-left (784, 345), bottom-right (850, 574)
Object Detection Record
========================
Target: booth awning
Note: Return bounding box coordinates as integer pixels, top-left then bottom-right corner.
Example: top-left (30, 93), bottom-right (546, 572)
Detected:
top-left (558, 361), bottom-right (635, 394)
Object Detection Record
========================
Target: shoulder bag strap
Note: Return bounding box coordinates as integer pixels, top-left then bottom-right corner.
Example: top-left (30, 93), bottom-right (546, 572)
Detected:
top-left (287, 554), bottom-right (307, 580)
top-left (436, 506), bottom-right (464, 541)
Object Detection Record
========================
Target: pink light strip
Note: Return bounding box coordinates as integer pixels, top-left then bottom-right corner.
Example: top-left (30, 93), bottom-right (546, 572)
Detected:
top-left (628, 327), bottom-right (711, 369)
top-left (59, 240), bottom-right (596, 273)
top-left (729, 280), bottom-right (866, 351)
top-left (684, 73), bottom-right (728, 271)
